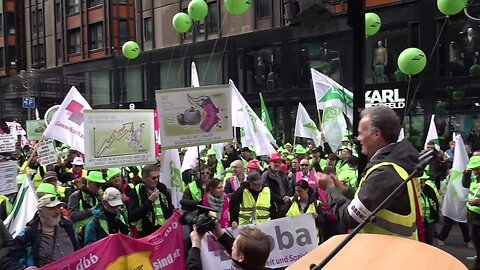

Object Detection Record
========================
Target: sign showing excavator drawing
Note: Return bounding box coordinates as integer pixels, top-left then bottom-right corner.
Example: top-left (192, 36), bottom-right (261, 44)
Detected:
top-left (84, 110), bottom-right (156, 170)
top-left (156, 85), bottom-right (232, 150)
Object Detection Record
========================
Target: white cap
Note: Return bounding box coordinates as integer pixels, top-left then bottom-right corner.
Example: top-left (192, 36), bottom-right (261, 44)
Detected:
top-left (103, 187), bottom-right (123, 207)
top-left (72, 157), bottom-right (84, 166)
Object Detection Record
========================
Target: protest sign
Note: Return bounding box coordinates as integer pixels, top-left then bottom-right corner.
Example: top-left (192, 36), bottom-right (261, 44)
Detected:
top-left (84, 109), bottom-right (156, 170)
top-left (41, 211), bottom-right (185, 270)
top-left (0, 134), bottom-right (16, 152)
top-left (156, 85), bottom-right (232, 150)
top-left (154, 109), bottom-right (161, 155)
top-left (37, 139), bottom-right (58, 166)
top-left (0, 161), bottom-right (18, 195)
top-left (26, 120), bottom-right (47, 141)
top-left (200, 214), bottom-right (318, 269)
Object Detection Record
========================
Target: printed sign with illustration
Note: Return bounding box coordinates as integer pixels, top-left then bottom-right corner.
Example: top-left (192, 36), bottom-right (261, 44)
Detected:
top-left (0, 161), bottom-right (18, 195)
top-left (84, 110), bottom-right (156, 170)
top-left (26, 120), bottom-right (47, 141)
top-left (156, 85), bottom-right (232, 149)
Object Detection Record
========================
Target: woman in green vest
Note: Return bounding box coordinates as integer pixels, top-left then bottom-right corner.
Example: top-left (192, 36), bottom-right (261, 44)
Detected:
top-left (181, 164), bottom-right (210, 212)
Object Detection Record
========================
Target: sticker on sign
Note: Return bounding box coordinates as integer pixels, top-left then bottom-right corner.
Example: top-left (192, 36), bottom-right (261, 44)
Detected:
top-left (0, 134), bottom-right (17, 152)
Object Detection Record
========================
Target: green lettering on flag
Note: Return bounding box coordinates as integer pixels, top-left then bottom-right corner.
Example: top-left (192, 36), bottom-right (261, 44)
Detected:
top-left (319, 87), bottom-right (354, 108)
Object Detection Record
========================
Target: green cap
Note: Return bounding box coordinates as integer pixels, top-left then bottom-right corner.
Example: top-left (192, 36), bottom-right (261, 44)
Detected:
top-left (17, 174), bottom-right (27, 185)
top-left (419, 171), bottom-right (430, 180)
top-left (207, 149), bottom-right (217, 156)
top-left (284, 143), bottom-right (292, 148)
top-left (295, 145), bottom-right (307, 155)
top-left (107, 168), bottom-right (121, 181)
top-left (286, 155), bottom-right (295, 161)
top-left (467, 156), bottom-right (480, 169)
top-left (281, 149), bottom-right (289, 154)
top-left (36, 183), bottom-right (57, 195)
top-left (85, 171), bottom-right (107, 184)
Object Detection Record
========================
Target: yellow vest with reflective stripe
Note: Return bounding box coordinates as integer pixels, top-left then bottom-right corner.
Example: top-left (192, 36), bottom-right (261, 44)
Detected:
top-left (286, 199), bottom-right (320, 217)
top-left (468, 178), bottom-right (480, 215)
top-left (239, 187), bottom-right (271, 225)
top-left (355, 162), bottom-right (418, 240)
top-left (135, 184), bottom-right (166, 231)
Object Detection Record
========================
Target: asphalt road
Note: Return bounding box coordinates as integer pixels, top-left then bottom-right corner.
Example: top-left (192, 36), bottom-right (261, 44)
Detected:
top-left (435, 223), bottom-right (475, 268)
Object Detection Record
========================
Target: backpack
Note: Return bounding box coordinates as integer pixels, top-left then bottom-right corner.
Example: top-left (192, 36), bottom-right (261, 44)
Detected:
top-left (76, 217), bottom-right (101, 247)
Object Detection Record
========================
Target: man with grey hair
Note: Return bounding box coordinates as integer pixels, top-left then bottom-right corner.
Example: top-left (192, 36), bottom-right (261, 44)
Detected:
top-left (317, 106), bottom-right (420, 240)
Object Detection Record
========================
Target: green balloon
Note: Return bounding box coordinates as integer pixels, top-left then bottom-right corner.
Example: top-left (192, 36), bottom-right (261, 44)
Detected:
top-left (122, 41), bottom-right (140, 60)
top-left (225, 0), bottom-right (251, 15)
top-left (188, 0), bottom-right (208, 21)
top-left (397, 48), bottom-right (427, 75)
top-left (437, 0), bottom-right (466, 16)
top-left (365, 13), bottom-right (381, 36)
top-left (470, 64), bottom-right (480, 76)
top-left (172, 12), bottom-right (192, 33)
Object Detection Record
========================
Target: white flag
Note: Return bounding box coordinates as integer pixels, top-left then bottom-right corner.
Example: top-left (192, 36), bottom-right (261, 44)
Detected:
top-left (453, 132), bottom-right (457, 142)
top-left (398, 128), bottom-right (405, 142)
top-left (35, 108), bottom-right (40, 120)
top-left (442, 135), bottom-right (469, 222)
top-left (4, 175), bottom-right (38, 237)
top-left (160, 149), bottom-right (184, 208)
top-left (230, 80), bottom-right (276, 156)
top-left (181, 145), bottom-right (206, 173)
top-left (424, 114), bottom-right (440, 150)
top-left (294, 102), bottom-right (322, 146)
top-left (191, 62), bottom-right (200, 87)
top-left (311, 68), bottom-right (353, 124)
top-left (43, 86), bottom-right (91, 153)
top-left (322, 106), bottom-right (348, 152)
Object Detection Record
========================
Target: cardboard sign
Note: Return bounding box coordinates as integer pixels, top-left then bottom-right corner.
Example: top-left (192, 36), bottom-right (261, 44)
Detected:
top-left (26, 120), bottom-right (47, 141)
top-left (0, 161), bottom-right (18, 195)
top-left (0, 134), bottom-right (16, 152)
top-left (37, 139), bottom-right (58, 166)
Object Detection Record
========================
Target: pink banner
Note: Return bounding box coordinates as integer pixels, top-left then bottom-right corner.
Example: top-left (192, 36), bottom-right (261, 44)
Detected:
top-left (41, 211), bottom-right (185, 270)
top-left (154, 109), bottom-right (161, 155)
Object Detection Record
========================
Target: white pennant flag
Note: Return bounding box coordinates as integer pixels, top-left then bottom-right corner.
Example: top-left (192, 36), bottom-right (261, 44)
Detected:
top-left (398, 128), bottom-right (405, 142)
top-left (4, 175), bottom-right (38, 237)
top-left (35, 108), bottom-right (40, 120)
top-left (424, 114), bottom-right (440, 150)
top-left (191, 62), bottom-right (200, 87)
top-left (294, 102), bottom-right (322, 146)
top-left (181, 145), bottom-right (206, 173)
top-left (230, 80), bottom-right (276, 156)
top-left (43, 86), bottom-right (91, 153)
top-left (442, 135), bottom-right (469, 222)
top-left (160, 149), bottom-right (184, 208)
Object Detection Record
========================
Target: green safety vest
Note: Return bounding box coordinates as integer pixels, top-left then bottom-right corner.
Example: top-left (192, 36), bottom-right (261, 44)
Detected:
top-left (468, 178), bottom-right (480, 215)
top-left (338, 168), bottom-right (358, 189)
top-left (135, 184), bottom-right (166, 231)
top-left (239, 187), bottom-right (271, 225)
top-left (286, 198), bottom-right (320, 217)
top-left (188, 181), bottom-right (203, 202)
top-left (356, 162), bottom-right (418, 240)
top-left (74, 191), bottom-right (101, 228)
top-left (0, 195), bottom-right (13, 217)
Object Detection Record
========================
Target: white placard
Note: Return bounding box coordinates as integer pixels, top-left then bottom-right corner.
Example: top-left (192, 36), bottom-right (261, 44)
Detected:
top-left (0, 161), bottom-right (18, 195)
top-left (37, 139), bottom-right (58, 166)
top-left (0, 134), bottom-right (16, 152)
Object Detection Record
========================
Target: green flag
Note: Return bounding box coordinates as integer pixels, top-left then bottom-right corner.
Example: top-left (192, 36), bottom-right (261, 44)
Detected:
top-left (259, 93), bottom-right (273, 132)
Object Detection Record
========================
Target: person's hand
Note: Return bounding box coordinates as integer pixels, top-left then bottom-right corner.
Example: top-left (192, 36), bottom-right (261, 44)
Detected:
top-left (283, 196), bottom-right (291, 204)
top-left (316, 172), bottom-right (335, 189)
top-left (312, 213), bottom-right (319, 219)
top-left (212, 220), bottom-right (225, 239)
top-left (231, 221), bottom-right (239, 230)
top-left (121, 194), bottom-right (129, 202)
top-left (148, 190), bottom-right (160, 202)
top-left (190, 226), bottom-right (204, 248)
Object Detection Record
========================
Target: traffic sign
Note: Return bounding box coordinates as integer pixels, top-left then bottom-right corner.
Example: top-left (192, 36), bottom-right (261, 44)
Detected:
top-left (23, 97), bottom-right (36, 109)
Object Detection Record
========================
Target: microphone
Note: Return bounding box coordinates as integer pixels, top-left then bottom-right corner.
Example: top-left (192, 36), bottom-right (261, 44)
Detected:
top-left (419, 150), bottom-right (434, 162)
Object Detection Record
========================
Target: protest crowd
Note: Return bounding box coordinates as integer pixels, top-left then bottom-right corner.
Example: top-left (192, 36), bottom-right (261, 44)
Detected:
top-left (0, 103), bottom-right (477, 270)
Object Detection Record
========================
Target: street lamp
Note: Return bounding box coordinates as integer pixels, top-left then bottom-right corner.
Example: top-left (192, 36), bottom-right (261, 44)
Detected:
top-left (18, 69), bottom-right (36, 120)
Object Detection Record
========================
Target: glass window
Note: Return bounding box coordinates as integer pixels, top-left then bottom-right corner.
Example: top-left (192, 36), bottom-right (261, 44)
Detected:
top-left (38, 10), bottom-right (44, 32)
top-left (0, 47), bottom-right (4, 67)
top-left (0, 13), bottom-right (3, 36)
top-left (57, 39), bottom-right (63, 64)
top-left (119, 20), bottom-right (129, 45)
top-left (55, 2), bottom-right (61, 22)
top-left (158, 59), bottom-right (185, 89)
top-left (31, 10), bottom-right (37, 32)
top-left (90, 69), bottom-right (110, 105)
top-left (123, 65), bottom-right (144, 102)
top-left (238, 47), bottom-right (280, 93)
top-left (194, 53), bottom-right (224, 86)
top-left (256, 0), bottom-right (272, 19)
top-left (144, 17), bottom-right (153, 41)
top-left (67, 0), bottom-right (80, 15)
top-left (207, 1), bottom-right (219, 34)
top-left (89, 22), bottom-right (104, 50)
top-left (196, 20), bottom-right (206, 37)
top-left (87, 0), bottom-right (103, 8)
top-left (365, 25), bottom-right (410, 83)
top-left (39, 43), bottom-right (45, 64)
top-left (67, 28), bottom-right (81, 54)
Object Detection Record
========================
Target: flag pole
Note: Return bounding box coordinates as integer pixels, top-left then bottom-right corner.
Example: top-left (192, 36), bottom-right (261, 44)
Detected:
top-left (22, 135), bottom-right (46, 174)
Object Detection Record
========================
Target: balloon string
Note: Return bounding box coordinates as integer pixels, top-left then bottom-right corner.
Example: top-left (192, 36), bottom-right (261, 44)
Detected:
top-left (402, 75), bottom-right (412, 125)
top-left (119, 59), bottom-right (130, 107)
top-left (165, 46), bottom-right (176, 89)
top-left (404, 17), bottom-right (449, 118)
top-left (201, 12), bottom-right (230, 86)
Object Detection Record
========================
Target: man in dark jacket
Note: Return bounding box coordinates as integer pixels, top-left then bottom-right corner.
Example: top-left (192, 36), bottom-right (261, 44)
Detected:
top-left (318, 106), bottom-right (420, 240)
top-left (128, 164), bottom-right (174, 237)
top-left (262, 153), bottom-right (292, 214)
top-left (0, 194), bottom-right (81, 269)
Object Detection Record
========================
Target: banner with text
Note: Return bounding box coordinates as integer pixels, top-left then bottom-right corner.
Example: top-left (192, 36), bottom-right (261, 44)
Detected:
top-left (200, 214), bottom-right (318, 270)
top-left (84, 109), bottom-right (156, 170)
top-left (156, 85), bottom-right (232, 150)
top-left (41, 211), bottom-right (185, 270)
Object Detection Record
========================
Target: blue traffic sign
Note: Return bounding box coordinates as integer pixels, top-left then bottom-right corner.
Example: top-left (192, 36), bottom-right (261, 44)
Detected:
top-left (23, 97), bottom-right (36, 109)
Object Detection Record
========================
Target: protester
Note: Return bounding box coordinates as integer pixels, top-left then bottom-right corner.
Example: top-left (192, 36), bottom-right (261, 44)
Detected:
top-left (419, 173), bottom-right (440, 245)
top-left (128, 164), bottom-right (174, 237)
top-left (317, 106), bottom-right (420, 240)
top-left (224, 160), bottom-right (246, 195)
top-left (182, 164), bottom-right (211, 212)
top-left (206, 149), bottom-right (225, 180)
top-left (84, 188), bottom-right (129, 245)
top-left (337, 156), bottom-right (359, 189)
top-left (68, 171), bottom-right (105, 229)
top-left (247, 160), bottom-right (261, 174)
top-left (262, 153), bottom-right (291, 214)
top-left (463, 156), bottom-right (480, 270)
top-left (230, 172), bottom-right (277, 225)
top-left (0, 194), bottom-right (80, 269)
top-left (69, 157), bottom-right (87, 179)
top-left (294, 159), bottom-right (318, 192)
top-left (202, 179), bottom-right (235, 228)
top-left (187, 221), bottom-right (271, 270)
top-left (104, 168), bottom-right (130, 203)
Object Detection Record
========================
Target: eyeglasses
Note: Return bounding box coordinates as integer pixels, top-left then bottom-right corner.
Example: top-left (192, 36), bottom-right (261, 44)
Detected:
top-left (300, 164), bottom-right (309, 167)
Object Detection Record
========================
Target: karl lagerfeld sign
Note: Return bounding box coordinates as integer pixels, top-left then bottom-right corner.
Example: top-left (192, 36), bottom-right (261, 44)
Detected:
top-left (365, 88), bottom-right (405, 109)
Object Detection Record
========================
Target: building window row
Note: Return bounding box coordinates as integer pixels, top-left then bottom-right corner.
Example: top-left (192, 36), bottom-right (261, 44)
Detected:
top-left (67, 0), bottom-right (80, 15)
top-left (89, 22), bottom-right (104, 50)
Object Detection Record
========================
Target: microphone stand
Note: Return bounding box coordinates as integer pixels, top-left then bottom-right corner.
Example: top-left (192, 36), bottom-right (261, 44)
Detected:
top-left (310, 151), bottom-right (434, 270)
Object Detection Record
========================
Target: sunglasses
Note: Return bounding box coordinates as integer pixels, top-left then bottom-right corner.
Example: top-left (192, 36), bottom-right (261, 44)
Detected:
top-left (300, 164), bottom-right (309, 167)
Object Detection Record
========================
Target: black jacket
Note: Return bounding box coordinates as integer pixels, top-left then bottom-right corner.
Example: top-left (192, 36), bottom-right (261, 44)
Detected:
top-left (261, 168), bottom-right (292, 212)
top-left (0, 214), bottom-right (81, 269)
top-left (128, 182), bottom-right (174, 237)
top-left (328, 139), bottom-right (419, 229)
top-left (181, 180), bottom-right (204, 212)
top-left (229, 182), bottom-right (278, 224)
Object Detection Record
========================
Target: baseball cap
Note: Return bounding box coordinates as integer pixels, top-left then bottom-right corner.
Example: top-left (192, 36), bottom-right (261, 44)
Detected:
top-left (85, 171), bottom-right (107, 184)
top-left (43, 171), bottom-right (58, 182)
top-left (38, 194), bottom-right (64, 208)
top-left (284, 143), bottom-right (292, 148)
top-left (207, 149), bottom-right (217, 156)
top-left (295, 146), bottom-right (307, 155)
top-left (107, 168), bottom-right (121, 181)
top-left (247, 171), bottom-right (264, 184)
top-left (467, 156), bottom-right (480, 169)
top-left (37, 183), bottom-right (57, 195)
top-left (281, 149), bottom-right (289, 155)
top-left (72, 157), bottom-right (84, 166)
top-left (247, 159), bottom-right (260, 169)
top-left (269, 153), bottom-right (283, 162)
top-left (103, 187), bottom-right (123, 207)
